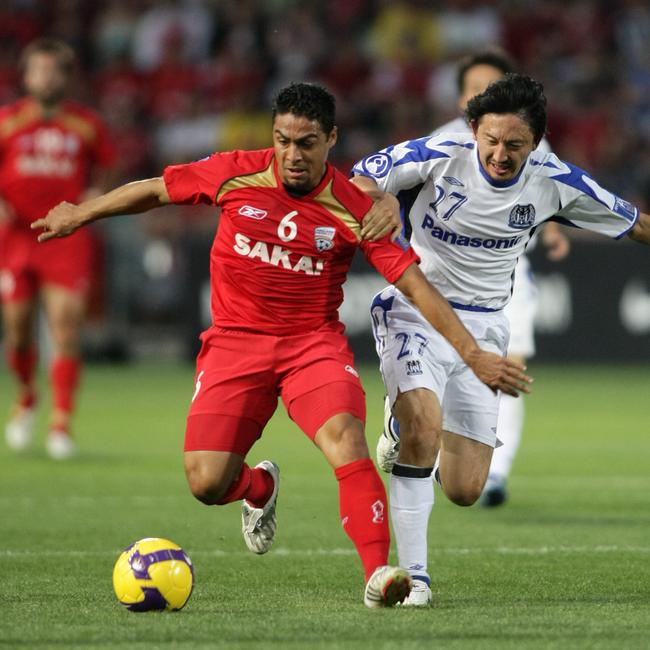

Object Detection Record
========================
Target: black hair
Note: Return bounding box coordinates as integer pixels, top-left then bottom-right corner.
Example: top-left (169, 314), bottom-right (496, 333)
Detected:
top-left (465, 73), bottom-right (547, 144)
top-left (272, 82), bottom-right (336, 135)
top-left (456, 49), bottom-right (516, 94)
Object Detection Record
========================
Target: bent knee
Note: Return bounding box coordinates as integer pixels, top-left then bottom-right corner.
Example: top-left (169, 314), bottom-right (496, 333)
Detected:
top-left (184, 457), bottom-right (236, 505)
top-left (186, 472), bottom-right (232, 505)
top-left (443, 482), bottom-right (483, 507)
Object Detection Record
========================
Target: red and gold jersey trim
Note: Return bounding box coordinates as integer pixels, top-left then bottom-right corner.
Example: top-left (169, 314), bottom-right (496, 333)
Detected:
top-left (314, 179), bottom-right (361, 241)
top-left (216, 157), bottom-right (277, 202)
top-left (0, 104), bottom-right (40, 139)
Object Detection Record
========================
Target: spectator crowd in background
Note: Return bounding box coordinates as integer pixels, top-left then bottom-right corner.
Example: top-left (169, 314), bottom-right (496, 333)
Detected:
top-left (1, 0), bottom-right (650, 357)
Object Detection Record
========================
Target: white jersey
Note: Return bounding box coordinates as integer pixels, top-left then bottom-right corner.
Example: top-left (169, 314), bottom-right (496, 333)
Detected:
top-left (352, 133), bottom-right (638, 310)
top-left (433, 117), bottom-right (550, 255)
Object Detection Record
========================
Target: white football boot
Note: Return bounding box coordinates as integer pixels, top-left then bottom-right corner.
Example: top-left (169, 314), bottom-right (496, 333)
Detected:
top-left (5, 407), bottom-right (35, 452)
top-left (46, 431), bottom-right (77, 460)
top-left (376, 396), bottom-right (400, 473)
top-left (241, 460), bottom-right (280, 554)
top-left (364, 565), bottom-right (413, 608)
top-left (400, 578), bottom-right (432, 606)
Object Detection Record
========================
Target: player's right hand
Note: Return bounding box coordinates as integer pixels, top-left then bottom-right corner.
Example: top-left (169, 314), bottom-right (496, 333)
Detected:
top-left (468, 350), bottom-right (533, 397)
top-left (361, 191), bottom-right (402, 242)
top-left (31, 201), bottom-right (85, 242)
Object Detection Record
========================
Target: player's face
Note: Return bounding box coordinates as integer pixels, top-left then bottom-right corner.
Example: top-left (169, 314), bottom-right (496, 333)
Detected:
top-left (471, 113), bottom-right (536, 182)
top-left (458, 64), bottom-right (505, 111)
top-left (23, 52), bottom-right (68, 106)
top-left (273, 112), bottom-right (337, 193)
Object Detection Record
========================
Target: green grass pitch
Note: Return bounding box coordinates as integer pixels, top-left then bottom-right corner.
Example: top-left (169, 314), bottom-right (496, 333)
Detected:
top-left (1, 362), bottom-right (649, 649)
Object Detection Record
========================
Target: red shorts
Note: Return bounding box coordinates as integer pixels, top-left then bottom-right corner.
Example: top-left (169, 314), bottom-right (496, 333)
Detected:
top-left (0, 226), bottom-right (95, 303)
top-left (184, 325), bottom-right (366, 454)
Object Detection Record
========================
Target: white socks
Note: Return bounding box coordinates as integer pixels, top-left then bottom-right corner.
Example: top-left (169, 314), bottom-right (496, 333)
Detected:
top-left (390, 465), bottom-right (434, 582)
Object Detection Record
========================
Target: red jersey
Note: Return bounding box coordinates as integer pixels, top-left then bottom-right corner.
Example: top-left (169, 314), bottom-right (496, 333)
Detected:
top-left (164, 148), bottom-right (418, 336)
top-left (0, 97), bottom-right (116, 229)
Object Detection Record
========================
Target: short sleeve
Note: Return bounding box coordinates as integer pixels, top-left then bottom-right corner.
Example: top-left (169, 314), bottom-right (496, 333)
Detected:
top-left (360, 234), bottom-right (419, 283)
top-left (163, 155), bottom-right (221, 206)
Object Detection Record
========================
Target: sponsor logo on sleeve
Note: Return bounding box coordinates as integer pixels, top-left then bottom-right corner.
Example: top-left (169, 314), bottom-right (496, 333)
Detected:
top-left (613, 196), bottom-right (637, 221)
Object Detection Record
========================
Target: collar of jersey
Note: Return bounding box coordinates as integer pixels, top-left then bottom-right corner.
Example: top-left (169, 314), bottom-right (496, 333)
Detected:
top-left (474, 147), bottom-right (527, 188)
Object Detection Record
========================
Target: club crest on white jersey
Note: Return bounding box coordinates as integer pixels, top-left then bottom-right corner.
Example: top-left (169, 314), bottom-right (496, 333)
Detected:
top-left (508, 204), bottom-right (536, 229)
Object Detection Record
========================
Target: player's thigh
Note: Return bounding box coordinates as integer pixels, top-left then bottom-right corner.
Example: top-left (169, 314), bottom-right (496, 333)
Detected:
top-left (288, 381), bottom-right (367, 468)
top-left (185, 331), bottom-right (279, 456)
top-left (441, 312), bottom-right (509, 448)
top-left (0, 296), bottom-right (37, 348)
top-left (280, 328), bottom-right (365, 433)
top-left (41, 283), bottom-right (86, 348)
top-left (0, 229), bottom-right (39, 318)
top-left (372, 310), bottom-right (452, 416)
top-left (438, 430), bottom-right (493, 506)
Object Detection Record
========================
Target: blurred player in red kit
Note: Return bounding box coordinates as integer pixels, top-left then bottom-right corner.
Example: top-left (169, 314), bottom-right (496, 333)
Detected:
top-left (0, 38), bottom-right (116, 459)
top-left (33, 82), bottom-right (529, 606)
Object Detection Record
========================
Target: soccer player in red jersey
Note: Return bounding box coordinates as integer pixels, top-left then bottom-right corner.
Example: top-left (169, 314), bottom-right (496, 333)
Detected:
top-left (0, 38), bottom-right (116, 459)
top-left (33, 82), bottom-right (530, 606)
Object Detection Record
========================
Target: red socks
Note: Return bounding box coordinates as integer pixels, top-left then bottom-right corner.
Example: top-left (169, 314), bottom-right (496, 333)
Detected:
top-left (50, 356), bottom-right (81, 415)
top-left (7, 347), bottom-right (37, 407)
top-left (216, 463), bottom-right (275, 507)
top-left (335, 458), bottom-right (390, 581)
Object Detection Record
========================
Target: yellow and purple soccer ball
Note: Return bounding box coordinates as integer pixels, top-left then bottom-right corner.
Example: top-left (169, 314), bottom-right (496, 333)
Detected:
top-left (112, 537), bottom-right (194, 612)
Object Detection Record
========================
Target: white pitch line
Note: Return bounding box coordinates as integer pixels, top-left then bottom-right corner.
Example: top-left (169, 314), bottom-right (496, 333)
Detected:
top-left (1, 545), bottom-right (649, 559)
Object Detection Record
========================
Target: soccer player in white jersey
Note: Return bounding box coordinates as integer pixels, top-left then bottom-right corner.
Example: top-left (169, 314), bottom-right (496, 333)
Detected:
top-left (376, 50), bottom-right (570, 508)
top-left (352, 73), bottom-right (650, 605)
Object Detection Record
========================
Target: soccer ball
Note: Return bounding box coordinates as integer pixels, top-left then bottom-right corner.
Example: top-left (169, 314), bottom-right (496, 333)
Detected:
top-left (112, 537), bottom-right (194, 612)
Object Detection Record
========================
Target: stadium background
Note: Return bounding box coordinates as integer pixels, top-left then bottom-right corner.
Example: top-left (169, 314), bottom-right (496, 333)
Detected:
top-left (1, 0), bottom-right (649, 362)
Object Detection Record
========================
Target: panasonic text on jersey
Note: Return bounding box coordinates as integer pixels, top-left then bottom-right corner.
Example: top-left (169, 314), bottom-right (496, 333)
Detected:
top-left (421, 215), bottom-right (523, 250)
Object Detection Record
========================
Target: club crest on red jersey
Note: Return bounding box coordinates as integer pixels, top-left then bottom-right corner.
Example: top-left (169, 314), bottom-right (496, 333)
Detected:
top-left (314, 226), bottom-right (336, 252)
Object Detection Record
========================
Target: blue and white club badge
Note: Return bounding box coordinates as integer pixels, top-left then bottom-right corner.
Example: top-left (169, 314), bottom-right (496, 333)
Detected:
top-left (508, 204), bottom-right (536, 229)
top-left (314, 226), bottom-right (336, 252)
top-left (361, 153), bottom-right (392, 178)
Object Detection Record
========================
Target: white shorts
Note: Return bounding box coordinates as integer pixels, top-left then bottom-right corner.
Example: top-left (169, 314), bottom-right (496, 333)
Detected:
top-left (504, 255), bottom-right (538, 358)
top-left (370, 287), bottom-right (510, 448)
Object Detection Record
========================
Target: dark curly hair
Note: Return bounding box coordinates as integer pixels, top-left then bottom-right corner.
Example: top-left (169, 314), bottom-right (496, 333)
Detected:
top-left (272, 82), bottom-right (336, 135)
top-left (465, 73), bottom-right (547, 144)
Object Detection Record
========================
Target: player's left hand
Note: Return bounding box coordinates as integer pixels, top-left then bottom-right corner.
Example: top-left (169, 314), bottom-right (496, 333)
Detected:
top-left (31, 201), bottom-right (86, 242)
top-left (361, 192), bottom-right (401, 242)
top-left (468, 350), bottom-right (533, 397)
top-left (542, 222), bottom-right (570, 261)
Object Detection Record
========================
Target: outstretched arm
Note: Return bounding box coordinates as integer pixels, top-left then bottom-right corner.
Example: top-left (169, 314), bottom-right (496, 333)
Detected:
top-left (628, 212), bottom-right (650, 246)
top-left (394, 264), bottom-right (533, 397)
top-left (31, 177), bottom-right (171, 242)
